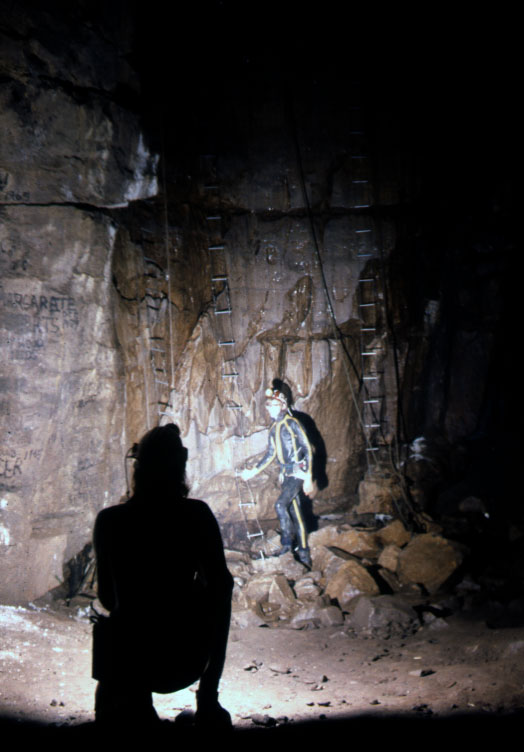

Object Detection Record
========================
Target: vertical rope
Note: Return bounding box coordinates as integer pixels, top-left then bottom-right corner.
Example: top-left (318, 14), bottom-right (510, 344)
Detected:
top-left (161, 120), bottom-right (175, 396)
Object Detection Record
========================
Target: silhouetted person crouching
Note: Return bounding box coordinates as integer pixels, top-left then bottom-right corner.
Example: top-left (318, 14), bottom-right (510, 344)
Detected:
top-left (92, 424), bottom-right (233, 729)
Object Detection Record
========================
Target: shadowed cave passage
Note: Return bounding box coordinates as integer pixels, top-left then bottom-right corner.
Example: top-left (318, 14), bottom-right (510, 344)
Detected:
top-left (0, 0), bottom-right (520, 729)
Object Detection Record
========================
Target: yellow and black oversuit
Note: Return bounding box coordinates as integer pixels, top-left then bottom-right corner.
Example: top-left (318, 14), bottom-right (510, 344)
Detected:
top-left (252, 411), bottom-right (313, 558)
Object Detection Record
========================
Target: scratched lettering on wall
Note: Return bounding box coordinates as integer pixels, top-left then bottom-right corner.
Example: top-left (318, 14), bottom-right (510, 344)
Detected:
top-left (0, 445), bottom-right (23, 487)
top-left (0, 240), bottom-right (30, 272)
top-left (0, 285), bottom-right (80, 354)
top-left (0, 447), bottom-right (44, 485)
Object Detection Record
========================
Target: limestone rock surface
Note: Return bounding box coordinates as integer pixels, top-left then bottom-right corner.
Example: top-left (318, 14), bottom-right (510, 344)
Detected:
top-left (398, 534), bottom-right (463, 593)
top-left (350, 595), bottom-right (419, 637)
top-left (325, 559), bottom-right (380, 609)
top-left (0, 206), bottom-right (123, 602)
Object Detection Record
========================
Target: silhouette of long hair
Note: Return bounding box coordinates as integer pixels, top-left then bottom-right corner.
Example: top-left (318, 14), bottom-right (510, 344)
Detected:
top-left (132, 424), bottom-right (189, 500)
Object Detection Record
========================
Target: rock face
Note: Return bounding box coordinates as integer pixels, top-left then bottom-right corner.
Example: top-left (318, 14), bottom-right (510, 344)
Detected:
top-left (0, 2), bottom-right (513, 603)
top-left (0, 3), bottom-right (157, 602)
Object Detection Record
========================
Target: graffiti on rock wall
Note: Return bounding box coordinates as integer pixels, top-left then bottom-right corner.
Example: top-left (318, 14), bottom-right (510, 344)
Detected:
top-left (0, 284), bottom-right (80, 355)
top-left (0, 445), bottom-right (44, 481)
top-left (0, 456), bottom-right (22, 479)
top-left (0, 171), bottom-right (31, 202)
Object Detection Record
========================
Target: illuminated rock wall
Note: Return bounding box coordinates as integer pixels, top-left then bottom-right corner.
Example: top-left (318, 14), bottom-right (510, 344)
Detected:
top-left (1, 2), bottom-right (511, 602)
top-left (0, 2), bottom-right (158, 602)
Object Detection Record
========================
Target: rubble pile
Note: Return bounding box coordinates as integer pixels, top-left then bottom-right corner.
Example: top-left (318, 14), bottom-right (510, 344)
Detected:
top-left (228, 517), bottom-right (464, 634)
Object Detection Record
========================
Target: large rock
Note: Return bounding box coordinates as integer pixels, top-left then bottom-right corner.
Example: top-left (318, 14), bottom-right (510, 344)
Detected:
top-left (309, 525), bottom-right (380, 559)
top-left (312, 545), bottom-right (347, 583)
top-left (325, 559), bottom-right (380, 609)
top-left (350, 595), bottom-right (419, 637)
top-left (398, 534), bottom-right (463, 593)
top-left (376, 519), bottom-right (411, 547)
top-left (378, 544), bottom-right (401, 572)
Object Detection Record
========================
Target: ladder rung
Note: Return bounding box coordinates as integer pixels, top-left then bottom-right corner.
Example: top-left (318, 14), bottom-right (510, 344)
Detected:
top-left (366, 447), bottom-right (380, 452)
top-left (355, 229), bottom-right (372, 233)
top-left (365, 423), bottom-right (380, 428)
top-left (227, 404), bottom-right (242, 410)
top-left (218, 340), bottom-right (235, 346)
top-left (364, 399), bottom-right (380, 404)
top-left (359, 303), bottom-right (376, 307)
top-left (222, 373), bottom-right (238, 378)
top-left (353, 204), bottom-right (371, 209)
top-left (363, 376), bottom-right (379, 381)
top-left (247, 532), bottom-right (264, 539)
top-left (206, 215), bottom-right (222, 220)
top-left (361, 327), bottom-right (376, 332)
top-left (215, 308), bottom-right (232, 315)
top-left (358, 253), bottom-right (373, 258)
top-left (150, 347), bottom-right (166, 353)
top-left (359, 278), bottom-right (375, 283)
top-left (212, 275), bottom-right (228, 282)
top-left (362, 351), bottom-right (377, 356)
top-left (209, 244), bottom-right (225, 251)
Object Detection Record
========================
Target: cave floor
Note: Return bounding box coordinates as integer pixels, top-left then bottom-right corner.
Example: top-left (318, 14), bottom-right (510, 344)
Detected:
top-left (1, 601), bottom-right (523, 731)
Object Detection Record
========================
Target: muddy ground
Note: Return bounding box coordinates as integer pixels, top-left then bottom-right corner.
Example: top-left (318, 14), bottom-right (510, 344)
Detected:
top-left (1, 596), bottom-right (523, 742)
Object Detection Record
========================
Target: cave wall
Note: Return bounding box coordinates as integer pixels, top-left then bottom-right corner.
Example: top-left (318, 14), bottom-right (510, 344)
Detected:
top-left (0, 2), bottom-right (158, 602)
top-left (110, 72), bottom-right (411, 532)
top-left (0, 2), bottom-right (514, 601)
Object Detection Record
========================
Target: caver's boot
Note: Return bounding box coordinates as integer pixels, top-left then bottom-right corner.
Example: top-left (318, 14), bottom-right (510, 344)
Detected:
top-left (273, 538), bottom-right (292, 557)
top-left (297, 547), bottom-right (312, 569)
top-left (274, 544), bottom-right (292, 557)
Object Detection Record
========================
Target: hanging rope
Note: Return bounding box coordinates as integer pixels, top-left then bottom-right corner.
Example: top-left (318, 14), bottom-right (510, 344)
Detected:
top-left (161, 120), bottom-right (175, 400)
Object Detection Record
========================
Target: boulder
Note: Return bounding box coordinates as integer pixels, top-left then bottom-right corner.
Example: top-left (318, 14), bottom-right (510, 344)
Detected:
top-left (311, 545), bottom-right (347, 583)
top-left (231, 609), bottom-right (266, 628)
top-left (335, 528), bottom-right (380, 559)
top-left (294, 576), bottom-right (322, 601)
top-left (244, 574), bottom-right (275, 605)
top-left (349, 595), bottom-right (419, 637)
top-left (251, 551), bottom-right (305, 580)
top-left (268, 575), bottom-right (297, 612)
top-left (319, 605), bottom-right (345, 627)
top-left (378, 544), bottom-right (401, 572)
top-left (398, 534), bottom-right (463, 593)
top-left (376, 519), bottom-right (411, 548)
top-left (325, 560), bottom-right (380, 609)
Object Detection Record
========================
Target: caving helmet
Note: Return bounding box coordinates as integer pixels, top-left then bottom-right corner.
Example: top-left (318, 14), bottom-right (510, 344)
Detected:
top-left (265, 387), bottom-right (291, 415)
